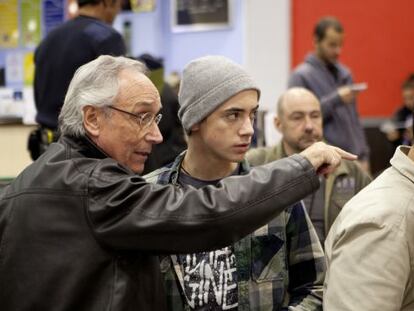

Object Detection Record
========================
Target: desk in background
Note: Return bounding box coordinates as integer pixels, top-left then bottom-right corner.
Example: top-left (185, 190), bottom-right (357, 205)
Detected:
top-left (0, 122), bottom-right (36, 178)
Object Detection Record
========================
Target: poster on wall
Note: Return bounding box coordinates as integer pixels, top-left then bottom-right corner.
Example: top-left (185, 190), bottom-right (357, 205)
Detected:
top-left (21, 0), bottom-right (42, 47)
top-left (122, 0), bottom-right (156, 12)
top-left (0, 87), bottom-right (24, 121)
top-left (43, 0), bottom-right (65, 36)
top-left (23, 52), bottom-right (34, 86)
top-left (171, 0), bottom-right (232, 33)
top-left (130, 0), bottom-right (156, 12)
top-left (0, 53), bottom-right (25, 120)
top-left (5, 52), bottom-right (23, 87)
top-left (0, 0), bottom-right (19, 48)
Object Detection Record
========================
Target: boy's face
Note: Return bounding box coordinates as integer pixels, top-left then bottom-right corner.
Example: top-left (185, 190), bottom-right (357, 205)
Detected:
top-left (192, 90), bottom-right (259, 164)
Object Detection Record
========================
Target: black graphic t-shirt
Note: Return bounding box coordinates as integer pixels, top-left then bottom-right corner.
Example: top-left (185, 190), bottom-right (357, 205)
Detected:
top-left (177, 168), bottom-right (239, 310)
top-left (178, 248), bottom-right (238, 310)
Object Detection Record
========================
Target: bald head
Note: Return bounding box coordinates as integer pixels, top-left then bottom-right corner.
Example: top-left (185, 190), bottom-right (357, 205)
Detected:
top-left (277, 88), bottom-right (320, 118)
top-left (275, 88), bottom-right (323, 155)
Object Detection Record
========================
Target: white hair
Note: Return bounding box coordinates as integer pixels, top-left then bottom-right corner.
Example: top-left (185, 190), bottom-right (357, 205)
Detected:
top-left (58, 55), bottom-right (147, 137)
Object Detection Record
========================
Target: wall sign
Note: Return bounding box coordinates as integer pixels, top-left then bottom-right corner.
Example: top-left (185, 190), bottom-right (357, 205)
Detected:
top-left (171, 0), bottom-right (232, 33)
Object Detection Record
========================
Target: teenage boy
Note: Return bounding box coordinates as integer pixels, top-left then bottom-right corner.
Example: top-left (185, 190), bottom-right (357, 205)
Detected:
top-left (146, 56), bottom-right (324, 310)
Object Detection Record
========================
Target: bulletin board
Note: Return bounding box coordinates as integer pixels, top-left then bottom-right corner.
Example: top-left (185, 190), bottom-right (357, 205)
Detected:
top-left (0, 0), bottom-right (65, 123)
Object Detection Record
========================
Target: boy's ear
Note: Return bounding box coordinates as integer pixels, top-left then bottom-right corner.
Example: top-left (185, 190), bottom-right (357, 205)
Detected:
top-left (190, 123), bottom-right (200, 133)
top-left (83, 105), bottom-right (101, 137)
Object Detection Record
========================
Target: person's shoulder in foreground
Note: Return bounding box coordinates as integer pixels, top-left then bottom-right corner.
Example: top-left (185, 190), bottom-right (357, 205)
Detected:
top-left (324, 145), bottom-right (414, 311)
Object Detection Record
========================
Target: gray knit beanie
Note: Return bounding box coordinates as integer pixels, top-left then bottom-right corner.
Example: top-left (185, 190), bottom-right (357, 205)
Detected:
top-left (178, 55), bottom-right (260, 133)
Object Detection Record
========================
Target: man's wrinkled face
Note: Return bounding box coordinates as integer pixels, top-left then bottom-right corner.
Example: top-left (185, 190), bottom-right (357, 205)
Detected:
top-left (276, 93), bottom-right (323, 154)
top-left (94, 70), bottom-right (163, 174)
top-left (315, 27), bottom-right (344, 64)
top-left (193, 90), bottom-right (259, 164)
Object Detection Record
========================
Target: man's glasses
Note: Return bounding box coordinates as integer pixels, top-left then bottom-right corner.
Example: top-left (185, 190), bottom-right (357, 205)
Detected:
top-left (107, 105), bottom-right (162, 129)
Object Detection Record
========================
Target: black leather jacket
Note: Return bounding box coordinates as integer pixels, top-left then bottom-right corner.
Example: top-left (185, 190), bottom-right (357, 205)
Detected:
top-left (0, 135), bottom-right (319, 310)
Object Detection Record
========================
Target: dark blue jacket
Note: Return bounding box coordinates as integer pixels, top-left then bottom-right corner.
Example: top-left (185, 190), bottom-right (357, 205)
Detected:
top-left (34, 15), bottom-right (126, 129)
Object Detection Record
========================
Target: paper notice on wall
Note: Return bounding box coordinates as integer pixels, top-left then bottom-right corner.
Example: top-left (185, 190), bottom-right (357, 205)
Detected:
top-left (131, 0), bottom-right (156, 12)
top-left (0, 87), bottom-right (24, 120)
top-left (43, 0), bottom-right (65, 36)
top-left (0, 86), bottom-right (35, 123)
top-left (23, 52), bottom-right (35, 86)
top-left (21, 0), bottom-right (42, 47)
top-left (5, 52), bottom-right (23, 85)
top-left (23, 86), bottom-right (36, 124)
top-left (0, 0), bottom-right (19, 48)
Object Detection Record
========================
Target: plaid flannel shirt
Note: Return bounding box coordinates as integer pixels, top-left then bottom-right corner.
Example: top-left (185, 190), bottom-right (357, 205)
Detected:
top-left (144, 152), bottom-right (325, 311)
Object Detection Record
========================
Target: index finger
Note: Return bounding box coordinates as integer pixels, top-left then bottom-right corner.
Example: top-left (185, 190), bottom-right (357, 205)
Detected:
top-left (333, 147), bottom-right (358, 161)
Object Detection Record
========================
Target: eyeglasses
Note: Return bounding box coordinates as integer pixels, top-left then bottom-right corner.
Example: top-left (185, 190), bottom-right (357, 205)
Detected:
top-left (107, 105), bottom-right (162, 129)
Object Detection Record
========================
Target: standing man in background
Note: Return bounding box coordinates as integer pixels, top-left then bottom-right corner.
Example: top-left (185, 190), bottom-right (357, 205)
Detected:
top-left (247, 88), bottom-right (371, 246)
top-left (288, 16), bottom-right (370, 172)
top-left (30, 0), bottom-right (125, 159)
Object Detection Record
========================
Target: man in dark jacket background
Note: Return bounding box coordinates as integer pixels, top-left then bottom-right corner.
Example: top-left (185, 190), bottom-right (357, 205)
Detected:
top-left (30, 0), bottom-right (125, 159)
top-left (0, 55), bottom-right (355, 310)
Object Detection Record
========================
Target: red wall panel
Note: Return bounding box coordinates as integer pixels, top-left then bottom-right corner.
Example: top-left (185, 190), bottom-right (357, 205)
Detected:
top-left (291, 0), bottom-right (414, 117)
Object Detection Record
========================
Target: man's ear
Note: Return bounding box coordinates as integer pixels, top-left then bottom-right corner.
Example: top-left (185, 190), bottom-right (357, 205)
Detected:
top-left (190, 122), bottom-right (200, 133)
top-left (274, 116), bottom-right (282, 133)
top-left (83, 105), bottom-right (101, 137)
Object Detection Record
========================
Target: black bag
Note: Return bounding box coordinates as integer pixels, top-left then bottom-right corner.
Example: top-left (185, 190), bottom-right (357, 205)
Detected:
top-left (27, 128), bottom-right (42, 160)
top-left (27, 127), bottom-right (59, 160)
